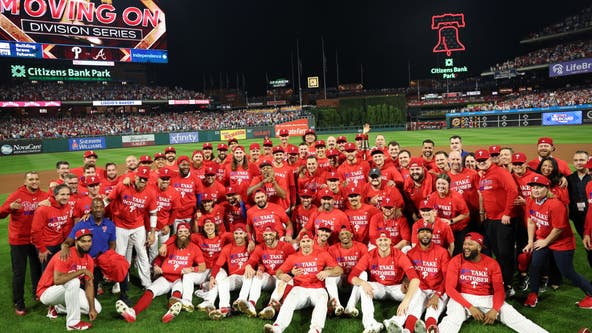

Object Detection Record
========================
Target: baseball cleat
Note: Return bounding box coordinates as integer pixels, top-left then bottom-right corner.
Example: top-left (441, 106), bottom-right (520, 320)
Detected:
top-left (384, 318), bottom-right (403, 333)
top-left (66, 321), bottom-right (92, 331)
top-left (415, 319), bottom-right (427, 333)
top-left (209, 307), bottom-right (230, 320)
top-left (259, 305), bottom-right (276, 320)
top-left (116, 299), bottom-right (136, 323)
top-left (162, 301), bottom-right (182, 323)
top-left (197, 301), bottom-right (215, 313)
top-left (46, 305), bottom-right (58, 319)
top-left (577, 295), bottom-right (592, 309)
top-left (344, 306), bottom-right (359, 317)
top-left (524, 292), bottom-right (538, 308)
top-left (264, 323), bottom-right (280, 333)
top-left (427, 325), bottom-right (439, 333)
top-left (238, 299), bottom-right (257, 317)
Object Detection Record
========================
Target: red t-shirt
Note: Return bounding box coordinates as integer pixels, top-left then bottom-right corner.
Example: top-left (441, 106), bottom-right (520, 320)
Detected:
top-left (328, 241), bottom-right (368, 275)
top-left (479, 164), bottom-right (518, 220)
top-left (448, 168), bottom-right (480, 211)
top-left (403, 172), bottom-right (434, 212)
top-left (37, 247), bottom-right (94, 298)
top-left (197, 205), bottom-right (227, 232)
top-left (223, 164), bottom-right (256, 201)
top-left (297, 170), bottom-right (326, 195)
top-left (344, 204), bottom-right (381, 244)
top-left (189, 232), bottom-right (233, 268)
top-left (526, 197), bottom-right (575, 251)
top-left (108, 183), bottom-right (157, 229)
top-left (426, 191), bottom-right (470, 232)
top-left (368, 214), bottom-right (410, 246)
top-left (201, 180), bottom-right (227, 204)
top-left (278, 249), bottom-right (338, 288)
top-left (171, 172), bottom-right (201, 220)
top-left (247, 241), bottom-right (296, 275)
top-left (246, 203), bottom-right (290, 243)
top-left (584, 182), bottom-right (592, 237)
top-left (411, 218), bottom-right (454, 250)
top-left (154, 186), bottom-right (181, 230)
top-left (0, 186), bottom-right (49, 245)
top-left (154, 242), bottom-right (205, 282)
top-left (304, 209), bottom-right (351, 243)
top-left (338, 160), bottom-right (370, 187)
top-left (211, 242), bottom-right (249, 277)
top-left (348, 247), bottom-right (418, 286)
top-left (292, 204), bottom-right (318, 234)
top-left (363, 183), bottom-right (404, 209)
top-left (407, 243), bottom-right (450, 293)
top-left (445, 253), bottom-right (505, 311)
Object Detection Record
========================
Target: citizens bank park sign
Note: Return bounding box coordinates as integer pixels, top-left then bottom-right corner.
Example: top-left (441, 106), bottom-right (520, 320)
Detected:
top-left (10, 64), bottom-right (112, 81)
top-left (0, 0), bottom-right (167, 63)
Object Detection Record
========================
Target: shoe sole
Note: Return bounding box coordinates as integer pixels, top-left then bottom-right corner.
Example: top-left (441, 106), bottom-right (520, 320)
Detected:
top-left (264, 325), bottom-right (276, 333)
top-left (209, 310), bottom-right (226, 320)
top-left (384, 320), bottom-right (402, 333)
top-left (162, 302), bottom-right (182, 323)
top-left (238, 301), bottom-right (256, 317)
top-left (115, 300), bottom-right (136, 323)
top-left (415, 320), bottom-right (427, 333)
top-left (259, 308), bottom-right (275, 320)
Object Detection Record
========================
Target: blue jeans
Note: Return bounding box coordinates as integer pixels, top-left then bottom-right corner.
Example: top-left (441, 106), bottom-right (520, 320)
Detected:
top-left (529, 247), bottom-right (592, 295)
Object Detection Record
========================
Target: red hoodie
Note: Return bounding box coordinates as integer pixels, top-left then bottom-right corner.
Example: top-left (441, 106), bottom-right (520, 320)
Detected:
top-left (31, 197), bottom-right (73, 252)
top-left (0, 186), bottom-right (49, 245)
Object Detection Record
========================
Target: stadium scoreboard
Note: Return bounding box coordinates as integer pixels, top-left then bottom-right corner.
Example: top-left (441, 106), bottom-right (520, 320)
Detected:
top-left (0, 0), bottom-right (167, 63)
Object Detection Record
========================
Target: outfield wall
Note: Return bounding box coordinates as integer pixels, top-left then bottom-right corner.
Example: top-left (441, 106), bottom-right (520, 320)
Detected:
top-left (446, 104), bottom-right (592, 128)
top-left (0, 119), bottom-right (312, 156)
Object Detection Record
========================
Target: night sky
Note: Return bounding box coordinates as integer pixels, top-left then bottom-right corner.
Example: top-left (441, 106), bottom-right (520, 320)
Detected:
top-left (155, 0), bottom-right (586, 95)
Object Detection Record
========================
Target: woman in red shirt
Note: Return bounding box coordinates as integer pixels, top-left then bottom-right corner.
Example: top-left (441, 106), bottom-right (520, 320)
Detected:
top-left (522, 176), bottom-right (592, 308)
top-left (535, 157), bottom-right (569, 206)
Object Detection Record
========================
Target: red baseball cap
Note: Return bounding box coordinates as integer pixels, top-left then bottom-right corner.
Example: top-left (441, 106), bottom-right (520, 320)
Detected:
top-left (202, 143), bottom-right (213, 150)
top-left (165, 146), bottom-right (176, 154)
top-left (419, 200), bottom-right (434, 211)
top-left (139, 155), bottom-right (153, 163)
top-left (336, 136), bottom-right (347, 143)
top-left (232, 223), bottom-right (246, 232)
top-left (344, 142), bottom-right (357, 152)
top-left (299, 188), bottom-right (314, 197)
top-left (376, 229), bottom-right (390, 239)
top-left (263, 139), bottom-right (273, 147)
top-left (326, 172), bottom-right (341, 181)
top-left (75, 228), bottom-right (93, 240)
top-left (511, 152), bottom-right (527, 164)
top-left (287, 145), bottom-right (299, 155)
top-left (327, 148), bottom-right (339, 157)
top-left (154, 152), bottom-right (166, 160)
top-left (259, 160), bottom-right (272, 168)
top-left (84, 176), bottom-right (100, 186)
top-left (300, 230), bottom-right (314, 240)
top-left (177, 222), bottom-right (191, 232)
top-left (158, 167), bottom-right (173, 178)
top-left (263, 226), bottom-right (277, 233)
top-left (465, 232), bottom-right (485, 247)
top-left (315, 140), bottom-right (326, 147)
top-left (304, 129), bottom-right (316, 136)
top-left (537, 137), bottom-right (554, 146)
top-left (318, 188), bottom-right (334, 199)
top-left (272, 146), bottom-right (284, 154)
top-left (136, 166), bottom-right (151, 178)
top-left (346, 185), bottom-right (361, 196)
top-left (408, 157), bottom-right (424, 168)
top-left (355, 133), bottom-right (365, 141)
top-left (192, 150), bottom-right (203, 158)
top-left (474, 149), bottom-right (490, 161)
top-left (527, 175), bottom-right (550, 187)
top-left (225, 186), bottom-right (237, 195)
top-left (176, 155), bottom-right (190, 165)
top-left (233, 145), bottom-right (245, 153)
top-left (488, 145), bottom-right (501, 155)
top-left (217, 143), bottom-right (228, 151)
top-left (201, 193), bottom-right (214, 201)
top-left (381, 195), bottom-right (398, 208)
top-left (278, 129), bottom-right (289, 137)
top-left (204, 166), bottom-right (216, 176)
top-left (250, 143), bottom-right (261, 151)
top-left (84, 150), bottom-right (98, 158)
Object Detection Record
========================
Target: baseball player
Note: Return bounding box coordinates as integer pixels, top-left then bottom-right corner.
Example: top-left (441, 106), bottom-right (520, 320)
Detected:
top-left (406, 224), bottom-right (451, 333)
top-left (411, 200), bottom-right (455, 255)
top-left (264, 231), bottom-right (343, 333)
top-left (208, 223), bottom-right (252, 320)
top-left (522, 176), bottom-right (592, 308)
top-left (31, 184), bottom-right (74, 271)
top-left (347, 231), bottom-right (421, 333)
top-left (115, 222), bottom-right (206, 323)
top-left (240, 226), bottom-right (296, 318)
top-left (343, 185), bottom-right (380, 244)
top-left (171, 155), bottom-right (201, 229)
top-left (301, 188), bottom-right (350, 244)
top-left (326, 225), bottom-right (368, 317)
top-left (337, 142), bottom-right (370, 187)
top-left (438, 232), bottom-right (548, 333)
top-left (246, 189), bottom-right (292, 247)
top-left (37, 229), bottom-right (100, 331)
top-left (105, 165), bottom-right (157, 288)
top-left (150, 167), bottom-right (180, 263)
top-left (368, 194), bottom-right (410, 250)
top-left (0, 171), bottom-right (48, 315)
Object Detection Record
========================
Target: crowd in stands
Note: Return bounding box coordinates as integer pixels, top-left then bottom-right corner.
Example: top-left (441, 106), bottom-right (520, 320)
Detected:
top-left (0, 109), bottom-right (309, 140)
top-left (489, 39), bottom-right (592, 72)
top-left (458, 87), bottom-right (592, 112)
top-left (528, 6), bottom-right (592, 39)
top-left (0, 82), bottom-right (207, 101)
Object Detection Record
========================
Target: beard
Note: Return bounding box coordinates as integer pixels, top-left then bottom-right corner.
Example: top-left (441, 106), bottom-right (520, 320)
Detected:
top-left (464, 249), bottom-right (479, 260)
top-left (77, 245), bottom-right (90, 254)
top-left (176, 237), bottom-right (190, 249)
top-left (419, 237), bottom-right (431, 247)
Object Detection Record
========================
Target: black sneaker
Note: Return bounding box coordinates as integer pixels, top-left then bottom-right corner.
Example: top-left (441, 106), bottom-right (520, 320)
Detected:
top-left (14, 302), bottom-right (26, 316)
top-left (518, 275), bottom-right (530, 292)
top-left (540, 277), bottom-right (549, 293)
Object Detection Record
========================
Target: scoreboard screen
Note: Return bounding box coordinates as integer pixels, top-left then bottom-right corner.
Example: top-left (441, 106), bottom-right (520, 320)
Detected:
top-left (449, 113), bottom-right (542, 128)
top-left (0, 0), bottom-right (167, 63)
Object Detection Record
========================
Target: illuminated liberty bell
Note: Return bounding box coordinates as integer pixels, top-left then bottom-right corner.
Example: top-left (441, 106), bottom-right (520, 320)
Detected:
top-left (432, 13), bottom-right (466, 57)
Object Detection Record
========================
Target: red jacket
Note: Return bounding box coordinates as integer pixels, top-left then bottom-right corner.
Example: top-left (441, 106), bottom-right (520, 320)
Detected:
top-left (479, 164), bottom-right (518, 220)
top-left (0, 186), bottom-right (49, 245)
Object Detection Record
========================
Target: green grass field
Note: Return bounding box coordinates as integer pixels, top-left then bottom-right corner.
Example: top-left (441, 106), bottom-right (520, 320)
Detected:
top-left (1, 125), bottom-right (591, 332)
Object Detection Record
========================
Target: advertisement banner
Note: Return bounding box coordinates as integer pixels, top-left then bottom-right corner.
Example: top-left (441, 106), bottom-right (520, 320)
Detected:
top-left (248, 127), bottom-right (273, 139)
top-left (92, 100), bottom-right (142, 106)
top-left (0, 0), bottom-right (167, 63)
top-left (168, 99), bottom-right (210, 105)
top-left (1, 140), bottom-right (43, 155)
top-left (10, 64), bottom-right (112, 81)
top-left (584, 110), bottom-right (592, 124)
top-left (0, 100), bottom-right (61, 107)
top-left (549, 58), bottom-right (592, 77)
top-left (169, 132), bottom-right (199, 144)
top-left (121, 134), bottom-right (155, 147)
top-left (274, 118), bottom-right (309, 137)
top-left (542, 111), bottom-right (582, 126)
top-left (68, 137), bottom-right (106, 151)
top-left (220, 129), bottom-right (246, 141)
